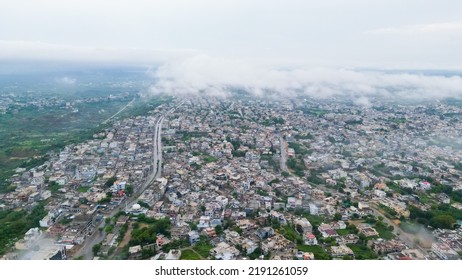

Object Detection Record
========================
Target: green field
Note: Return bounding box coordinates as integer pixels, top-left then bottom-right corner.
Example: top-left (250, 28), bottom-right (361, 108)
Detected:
top-left (296, 244), bottom-right (331, 260)
top-left (193, 240), bottom-right (213, 258)
top-left (180, 249), bottom-right (202, 260)
top-left (0, 95), bottom-right (170, 193)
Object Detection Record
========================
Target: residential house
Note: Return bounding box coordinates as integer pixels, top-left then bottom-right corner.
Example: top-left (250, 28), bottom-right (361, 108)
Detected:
top-left (303, 233), bottom-right (318, 245)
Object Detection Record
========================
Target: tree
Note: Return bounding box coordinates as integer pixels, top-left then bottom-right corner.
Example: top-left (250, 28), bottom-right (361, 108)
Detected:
top-left (356, 235), bottom-right (367, 247)
top-left (333, 213), bottom-right (342, 221)
top-left (272, 117), bottom-right (285, 124)
top-left (48, 181), bottom-right (61, 193)
top-left (189, 222), bottom-right (198, 231)
top-left (269, 178), bottom-right (281, 185)
top-left (364, 215), bottom-right (377, 224)
top-left (92, 243), bottom-right (102, 256)
top-left (141, 248), bottom-right (156, 259)
top-left (232, 225), bottom-right (243, 235)
top-left (430, 215), bottom-right (455, 229)
top-left (346, 224), bottom-right (359, 234)
top-left (105, 224), bottom-right (114, 233)
top-left (409, 205), bottom-right (432, 220)
top-left (125, 185), bottom-right (133, 196)
top-left (104, 176), bottom-right (117, 188)
top-left (137, 200), bottom-right (150, 209)
top-left (271, 218), bottom-right (281, 229)
top-left (248, 247), bottom-right (263, 259)
top-left (223, 219), bottom-right (235, 230)
top-left (215, 225), bottom-right (223, 235)
top-left (0, 203), bottom-right (47, 255)
top-left (98, 192), bottom-right (113, 203)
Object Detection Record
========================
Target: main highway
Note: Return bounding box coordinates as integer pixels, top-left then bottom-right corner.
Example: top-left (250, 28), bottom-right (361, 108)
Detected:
top-left (280, 136), bottom-right (289, 173)
top-left (73, 102), bottom-right (180, 259)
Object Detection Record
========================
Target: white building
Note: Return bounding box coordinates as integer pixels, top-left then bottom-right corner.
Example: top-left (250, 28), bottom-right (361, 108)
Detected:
top-left (309, 204), bottom-right (319, 215)
top-left (39, 214), bottom-right (53, 228)
top-left (210, 242), bottom-right (240, 260)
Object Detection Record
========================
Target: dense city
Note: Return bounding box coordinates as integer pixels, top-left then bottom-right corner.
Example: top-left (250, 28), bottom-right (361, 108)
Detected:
top-left (1, 94), bottom-right (462, 260)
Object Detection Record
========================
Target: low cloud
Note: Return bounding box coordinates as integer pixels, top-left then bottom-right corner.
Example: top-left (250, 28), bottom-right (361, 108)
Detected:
top-left (353, 96), bottom-right (372, 107)
top-left (147, 55), bottom-right (462, 101)
top-left (56, 76), bottom-right (76, 85)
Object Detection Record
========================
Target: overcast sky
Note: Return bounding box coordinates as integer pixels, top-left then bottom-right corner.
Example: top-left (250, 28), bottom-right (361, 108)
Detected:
top-left (1, 0), bottom-right (461, 69)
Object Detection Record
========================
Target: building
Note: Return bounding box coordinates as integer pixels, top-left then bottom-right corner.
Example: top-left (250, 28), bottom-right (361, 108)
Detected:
top-left (39, 214), bottom-right (53, 228)
top-left (165, 249), bottom-right (182, 260)
top-left (309, 204), bottom-right (319, 215)
top-left (431, 243), bottom-right (459, 260)
top-left (294, 217), bottom-right (313, 233)
top-left (304, 233), bottom-right (318, 245)
top-left (210, 242), bottom-right (240, 260)
top-left (356, 223), bottom-right (379, 237)
top-left (188, 231), bottom-right (200, 245)
top-left (256, 227), bottom-right (275, 239)
top-left (330, 245), bottom-right (354, 258)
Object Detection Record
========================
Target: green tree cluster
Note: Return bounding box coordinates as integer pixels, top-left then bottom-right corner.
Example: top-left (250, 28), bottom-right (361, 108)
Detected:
top-left (0, 203), bottom-right (47, 255)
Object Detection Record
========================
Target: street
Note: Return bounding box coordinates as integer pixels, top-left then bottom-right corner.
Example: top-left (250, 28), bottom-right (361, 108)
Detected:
top-left (73, 106), bottom-right (175, 259)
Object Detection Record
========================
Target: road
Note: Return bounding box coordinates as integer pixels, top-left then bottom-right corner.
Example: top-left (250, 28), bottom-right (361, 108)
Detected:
top-left (279, 136), bottom-right (289, 172)
top-left (143, 105), bottom-right (178, 186)
top-left (141, 115), bottom-right (164, 189)
top-left (80, 221), bottom-right (107, 260)
top-left (73, 102), bottom-right (181, 259)
top-left (102, 98), bottom-right (135, 124)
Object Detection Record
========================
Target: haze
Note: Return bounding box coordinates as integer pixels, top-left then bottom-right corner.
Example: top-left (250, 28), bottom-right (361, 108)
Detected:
top-left (1, 0), bottom-right (462, 99)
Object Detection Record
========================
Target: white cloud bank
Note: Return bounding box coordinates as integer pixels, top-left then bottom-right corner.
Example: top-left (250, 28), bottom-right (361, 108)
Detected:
top-left (148, 55), bottom-right (462, 100)
top-left (56, 77), bottom-right (76, 85)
